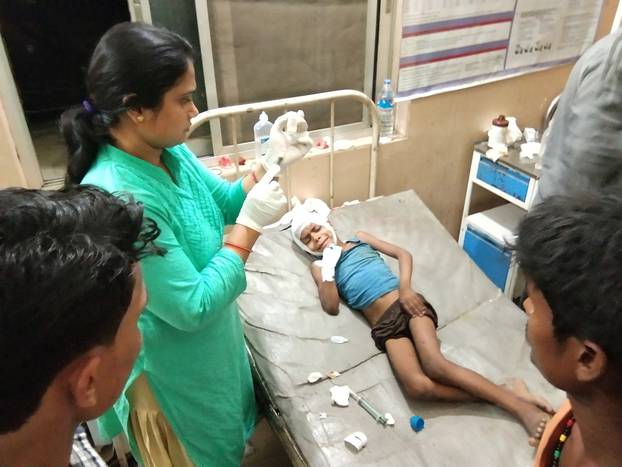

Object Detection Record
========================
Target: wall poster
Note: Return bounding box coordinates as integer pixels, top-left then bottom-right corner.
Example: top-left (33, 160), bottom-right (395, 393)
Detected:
top-left (398, 0), bottom-right (605, 99)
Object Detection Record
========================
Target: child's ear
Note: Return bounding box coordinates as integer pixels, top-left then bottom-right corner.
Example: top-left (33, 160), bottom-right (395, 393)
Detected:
top-left (576, 340), bottom-right (607, 382)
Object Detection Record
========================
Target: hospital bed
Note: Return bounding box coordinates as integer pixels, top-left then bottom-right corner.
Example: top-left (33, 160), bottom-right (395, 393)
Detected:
top-left (190, 93), bottom-right (564, 466)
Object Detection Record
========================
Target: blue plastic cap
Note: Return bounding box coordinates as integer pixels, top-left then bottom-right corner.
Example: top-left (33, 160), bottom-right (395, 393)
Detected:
top-left (410, 415), bottom-right (425, 432)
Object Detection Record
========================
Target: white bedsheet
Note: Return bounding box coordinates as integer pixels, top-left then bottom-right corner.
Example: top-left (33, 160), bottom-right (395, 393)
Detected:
top-left (238, 190), bottom-right (564, 467)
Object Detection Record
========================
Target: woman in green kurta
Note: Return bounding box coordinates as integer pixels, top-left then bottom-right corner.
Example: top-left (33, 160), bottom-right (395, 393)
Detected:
top-left (60, 23), bottom-right (311, 466)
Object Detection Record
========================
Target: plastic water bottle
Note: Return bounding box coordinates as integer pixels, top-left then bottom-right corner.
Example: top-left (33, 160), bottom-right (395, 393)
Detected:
top-left (253, 111), bottom-right (272, 158)
top-left (377, 79), bottom-right (395, 137)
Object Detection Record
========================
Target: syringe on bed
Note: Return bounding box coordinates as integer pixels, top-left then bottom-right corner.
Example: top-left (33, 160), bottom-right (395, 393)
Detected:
top-left (349, 389), bottom-right (388, 426)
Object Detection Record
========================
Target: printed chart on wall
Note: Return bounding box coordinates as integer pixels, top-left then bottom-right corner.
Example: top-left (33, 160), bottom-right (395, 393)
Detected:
top-left (397, 0), bottom-right (605, 99)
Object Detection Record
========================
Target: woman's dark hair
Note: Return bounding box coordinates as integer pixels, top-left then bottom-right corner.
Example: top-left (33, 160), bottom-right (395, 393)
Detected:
top-left (61, 22), bottom-right (193, 185)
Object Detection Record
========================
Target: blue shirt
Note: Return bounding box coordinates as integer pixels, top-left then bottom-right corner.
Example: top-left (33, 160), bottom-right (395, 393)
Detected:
top-left (335, 238), bottom-right (399, 310)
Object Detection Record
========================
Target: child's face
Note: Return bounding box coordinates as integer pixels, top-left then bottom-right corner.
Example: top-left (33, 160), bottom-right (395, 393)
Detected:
top-left (523, 280), bottom-right (575, 390)
top-left (300, 222), bottom-right (334, 253)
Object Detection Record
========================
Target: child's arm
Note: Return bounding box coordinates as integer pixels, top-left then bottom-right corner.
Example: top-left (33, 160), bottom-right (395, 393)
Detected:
top-left (356, 231), bottom-right (428, 316)
top-left (310, 262), bottom-right (340, 315)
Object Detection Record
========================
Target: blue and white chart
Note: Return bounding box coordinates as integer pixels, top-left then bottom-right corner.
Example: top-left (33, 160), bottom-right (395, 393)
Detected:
top-left (398, 0), bottom-right (604, 99)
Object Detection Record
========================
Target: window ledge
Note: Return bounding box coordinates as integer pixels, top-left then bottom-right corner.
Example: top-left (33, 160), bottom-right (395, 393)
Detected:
top-left (41, 133), bottom-right (408, 189)
top-left (201, 132), bottom-right (407, 178)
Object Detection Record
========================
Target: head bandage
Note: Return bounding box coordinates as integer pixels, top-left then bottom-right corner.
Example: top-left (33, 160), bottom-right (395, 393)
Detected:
top-left (289, 199), bottom-right (336, 256)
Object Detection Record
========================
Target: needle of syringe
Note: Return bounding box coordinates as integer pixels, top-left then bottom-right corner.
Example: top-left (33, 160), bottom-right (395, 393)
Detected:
top-left (349, 390), bottom-right (387, 425)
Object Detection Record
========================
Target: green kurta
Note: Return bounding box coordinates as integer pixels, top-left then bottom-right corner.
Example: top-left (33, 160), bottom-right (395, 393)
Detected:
top-left (82, 144), bottom-right (255, 466)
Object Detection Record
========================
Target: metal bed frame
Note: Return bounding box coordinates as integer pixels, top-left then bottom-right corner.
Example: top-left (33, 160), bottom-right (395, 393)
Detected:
top-left (189, 90), bottom-right (381, 466)
top-left (189, 89), bottom-right (381, 208)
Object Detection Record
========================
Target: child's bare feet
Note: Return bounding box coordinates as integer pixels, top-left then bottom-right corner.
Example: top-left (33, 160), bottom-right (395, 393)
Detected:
top-left (519, 402), bottom-right (550, 447)
top-left (499, 378), bottom-right (552, 445)
top-left (506, 378), bottom-right (554, 414)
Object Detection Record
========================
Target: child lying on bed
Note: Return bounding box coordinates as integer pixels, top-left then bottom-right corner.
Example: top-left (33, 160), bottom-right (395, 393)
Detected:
top-left (289, 199), bottom-right (552, 446)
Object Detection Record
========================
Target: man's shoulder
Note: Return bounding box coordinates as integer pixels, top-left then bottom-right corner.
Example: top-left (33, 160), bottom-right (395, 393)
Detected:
top-left (576, 32), bottom-right (622, 81)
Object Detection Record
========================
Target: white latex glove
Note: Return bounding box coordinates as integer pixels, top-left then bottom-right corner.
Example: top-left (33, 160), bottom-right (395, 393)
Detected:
top-left (236, 165), bottom-right (287, 233)
top-left (261, 110), bottom-right (313, 170)
top-left (320, 244), bottom-right (342, 282)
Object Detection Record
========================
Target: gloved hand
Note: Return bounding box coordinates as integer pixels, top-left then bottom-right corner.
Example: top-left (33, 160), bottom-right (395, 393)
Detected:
top-left (236, 165), bottom-right (287, 233)
top-left (320, 244), bottom-right (342, 282)
top-left (261, 110), bottom-right (313, 170)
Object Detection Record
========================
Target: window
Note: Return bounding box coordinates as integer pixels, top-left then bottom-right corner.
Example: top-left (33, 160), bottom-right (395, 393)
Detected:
top-left (0, 0), bottom-right (130, 184)
top-left (149, 0), bottom-right (380, 157)
top-left (146, 0), bottom-right (214, 155)
top-left (0, 0), bottom-right (387, 187)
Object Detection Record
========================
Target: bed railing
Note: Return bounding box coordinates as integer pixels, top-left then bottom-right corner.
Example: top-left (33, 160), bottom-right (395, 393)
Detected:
top-left (189, 90), bottom-right (380, 207)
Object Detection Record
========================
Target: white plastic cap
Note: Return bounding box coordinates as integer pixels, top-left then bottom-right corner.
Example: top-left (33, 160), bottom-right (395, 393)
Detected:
top-left (344, 432), bottom-right (368, 452)
top-left (259, 111), bottom-right (268, 121)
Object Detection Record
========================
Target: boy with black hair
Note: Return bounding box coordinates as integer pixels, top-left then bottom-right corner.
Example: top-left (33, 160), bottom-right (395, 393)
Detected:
top-left (514, 192), bottom-right (622, 466)
top-left (0, 185), bottom-right (163, 467)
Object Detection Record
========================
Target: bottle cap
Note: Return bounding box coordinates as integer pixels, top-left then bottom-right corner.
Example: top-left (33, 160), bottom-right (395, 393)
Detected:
top-left (344, 431), bottom-right (367, 452)
top-left (492, 115), bottom-right (509, 127)
top-left (259, 111), bottom-right (268, 121)
top-left (410, 415), bottom-right (425, 432)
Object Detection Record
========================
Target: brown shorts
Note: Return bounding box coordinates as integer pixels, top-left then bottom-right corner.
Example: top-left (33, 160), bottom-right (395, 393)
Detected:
top-left (370, 296), bottom-right (438, 352)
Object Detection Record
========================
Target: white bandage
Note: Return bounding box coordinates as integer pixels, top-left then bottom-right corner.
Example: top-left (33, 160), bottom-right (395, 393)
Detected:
top-left (289, 199), bottom-right (336, 257)
top-left (261, 110), bottom-right (313, 170)
top-left (320, 244), bottom-right (342, 281)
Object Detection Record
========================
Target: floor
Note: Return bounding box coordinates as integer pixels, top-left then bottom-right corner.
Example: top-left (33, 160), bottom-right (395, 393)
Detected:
top-left (29, 118), bottom-right (67, 182)
top-left (96, 417), bottom-right (293, 466)
top-left (242, 418), bottom-right (294, 467)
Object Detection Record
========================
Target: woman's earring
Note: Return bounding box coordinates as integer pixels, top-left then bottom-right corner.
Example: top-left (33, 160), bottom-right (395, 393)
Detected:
top-left (137, 115), bottom-right (144, 122)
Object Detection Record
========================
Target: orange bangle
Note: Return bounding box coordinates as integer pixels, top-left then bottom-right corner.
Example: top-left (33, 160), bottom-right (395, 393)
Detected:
top-left (224, 241), bottom-right (252, 254)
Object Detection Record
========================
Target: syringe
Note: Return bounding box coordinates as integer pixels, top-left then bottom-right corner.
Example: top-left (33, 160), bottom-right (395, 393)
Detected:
top-left (349, 389), bottom-right (387, 425)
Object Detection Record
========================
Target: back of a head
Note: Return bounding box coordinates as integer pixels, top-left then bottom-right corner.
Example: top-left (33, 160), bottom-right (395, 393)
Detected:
top-left (0, 185), bottom-right (163, 434)
top-left (514, 191), bottom-right (622, 370)
top-left (60, 22), bottom-right (194, 185)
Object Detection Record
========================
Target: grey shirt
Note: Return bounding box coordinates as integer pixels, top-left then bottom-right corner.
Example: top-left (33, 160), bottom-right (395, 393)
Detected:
top-left (535, 32), bottom-right (622, 203)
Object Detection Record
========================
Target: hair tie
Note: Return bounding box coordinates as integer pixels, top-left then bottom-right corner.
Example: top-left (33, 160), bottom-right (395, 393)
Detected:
top-left (81, 99), bottom-right (95, 114)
